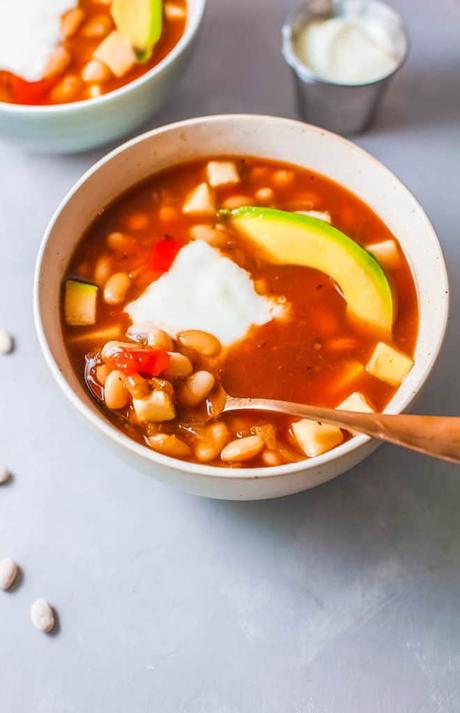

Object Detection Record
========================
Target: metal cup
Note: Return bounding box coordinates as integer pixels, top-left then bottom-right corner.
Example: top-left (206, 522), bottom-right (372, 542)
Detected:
top-left (282, 0), bottom-right (409, 135)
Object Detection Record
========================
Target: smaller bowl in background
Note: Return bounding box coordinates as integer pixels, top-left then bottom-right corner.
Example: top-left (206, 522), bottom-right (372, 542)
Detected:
top-left (282, 0), bottom-right (409, 135)
top-left (0, 0), bottom-right (206, 153)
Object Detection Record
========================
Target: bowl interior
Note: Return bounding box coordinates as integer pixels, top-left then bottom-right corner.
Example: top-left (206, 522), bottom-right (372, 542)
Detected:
top-left (35, 115), bottom-right (449, 478)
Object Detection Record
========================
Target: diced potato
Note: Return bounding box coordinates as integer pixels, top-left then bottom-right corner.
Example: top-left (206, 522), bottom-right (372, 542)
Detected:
top-left (337, 391), bottom-right (374, 413)
top-left (182, 183), bottom-right (216, 216)
top-left (206, 161), bottom-right (240, 188)
top-left (367, 240), bottom-right (400, 270)
top-left (296, 210), bottom-right (332, 223)
top-left (133, 390), bottom-right (176, 423)
top-left (291, 419), bottom-right (344, 458)
top-left (366, 342), bottom-right (414, 387)
top-left (94, 30), bottom-right (135, 78)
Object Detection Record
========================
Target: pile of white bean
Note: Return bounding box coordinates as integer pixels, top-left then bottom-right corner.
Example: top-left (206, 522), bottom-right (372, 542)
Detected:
top-left (96, 327), bottom-right (283, 465)
top-left (1, 330), bottom-right (56, 633)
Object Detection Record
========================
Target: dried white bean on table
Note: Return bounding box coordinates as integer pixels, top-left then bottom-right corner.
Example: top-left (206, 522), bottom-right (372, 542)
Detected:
top-left (0, 329), bottom-right (13, 354)
top-left (0, 558), bottom-right (18, 590)
top-left (30, 599), bottom-right (55, 633)
top-left (0, 466), bottom-right (11, 484)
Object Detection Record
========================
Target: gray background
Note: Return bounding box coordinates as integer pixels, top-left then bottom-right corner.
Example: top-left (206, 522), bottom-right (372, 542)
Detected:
top-left (1, 0), bottom-right (460, 710)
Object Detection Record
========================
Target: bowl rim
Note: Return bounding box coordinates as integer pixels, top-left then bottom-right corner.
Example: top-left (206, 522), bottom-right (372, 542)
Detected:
top-left (0, 0), bottom-right (206, 116)
top-left (33, 114), bottom-right (450, 480)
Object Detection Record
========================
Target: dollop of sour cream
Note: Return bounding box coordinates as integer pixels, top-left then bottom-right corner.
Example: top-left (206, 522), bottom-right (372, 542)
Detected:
top-left (295, 16), bottom-right (399, 85)
top-left (0, 0), bottom-right (75, 81)
top-left (125, 240), bottom-right (274, 346)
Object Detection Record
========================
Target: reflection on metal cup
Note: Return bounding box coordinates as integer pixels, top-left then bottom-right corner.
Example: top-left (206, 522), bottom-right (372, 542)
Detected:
top-left (282, 0), bottom-right (409, 135)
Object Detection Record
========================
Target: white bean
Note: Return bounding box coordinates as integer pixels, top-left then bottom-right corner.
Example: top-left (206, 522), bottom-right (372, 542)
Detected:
top-left (162, 352), bottom-right (193, 380)
top-left (0, 329), bottom-right (13, 354)
top-left (194, 422), bottom-right (230, 463)
top-left (221, 195), bottom-right (253, 209)
top-left (147, 434), bottom-right (191, 459)
top-left (30, 599), bottom-right (55, 633)
top-left (95, 364), bottom-right (110, 385)
top-left (272, 169), bottom-right (294, 187)
top-left (81, 14), bottom-right (113, 38)
top-left (220, 435), bottom-right (264, 463)
top-left (147, 327), bottom-right (173, 351)
top-left (177, 371), bottom-right (215, 408)
top-left (0, 466), bottom-right (11, 484)
top-left (101, 340), bottom-right (135, 362)
top-left (0, 558), bottom-right (18, 590)
top-left (50, 74), bottom-right (82, 103)
top-left (104, 370), bottom-right (130, 410)
top-left (164, 3), bottom-right (187, 20)
top-left (94, 256), bottom-right (113, 286)
top-left (177, 330), bottom-right (221, 356)
top-left (61, 7), bottom-right (85, 37)
top-left (103, 272), bottom-right (131, 305)
top-left (82, 59), bottom-right (111, 83)
top-left (255, 187), bottom-right (275, 203)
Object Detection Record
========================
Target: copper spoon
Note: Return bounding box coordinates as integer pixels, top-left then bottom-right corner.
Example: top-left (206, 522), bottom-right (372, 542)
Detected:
top-left (219, 396), bottom-right (460, 464)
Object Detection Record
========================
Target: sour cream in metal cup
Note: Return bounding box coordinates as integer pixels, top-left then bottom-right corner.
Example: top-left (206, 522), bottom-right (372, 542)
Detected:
top-left (282, 0), bottom-right (409, 135)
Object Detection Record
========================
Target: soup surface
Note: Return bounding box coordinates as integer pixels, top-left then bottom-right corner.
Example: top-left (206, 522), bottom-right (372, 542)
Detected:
top-left (0, 0), bottom-right (186, 105)
top-left (62, 156), bottom-right (418, 468)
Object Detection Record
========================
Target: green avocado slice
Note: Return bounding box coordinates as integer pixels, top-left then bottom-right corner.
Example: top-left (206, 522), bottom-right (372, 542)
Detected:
top-left (221, 206), bottom-right (394, 335)
top-left (112, 0), bottom-right (162, 59)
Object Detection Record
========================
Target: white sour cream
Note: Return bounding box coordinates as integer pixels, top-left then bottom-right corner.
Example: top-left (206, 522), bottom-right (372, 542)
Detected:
top-left (295, 16), bottom-right (399, 85)
top-left (0, 0), bottom-right (75, 81)
top-left (125, 240), bottom-right (274, 346)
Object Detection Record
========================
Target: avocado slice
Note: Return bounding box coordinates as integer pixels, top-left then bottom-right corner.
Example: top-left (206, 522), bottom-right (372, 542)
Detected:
top-left (64, 279), bottom-right (98, 327)
top-left (221, 207), bottom-right (394, 335)
top-left (111, 0), bottom-right (162, 59)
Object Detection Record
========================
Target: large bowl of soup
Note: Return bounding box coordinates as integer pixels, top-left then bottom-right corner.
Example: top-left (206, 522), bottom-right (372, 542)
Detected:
top-left (34, 115), bottom-right (449, 499)
top-left (0, 0), bottom-right (205, 153)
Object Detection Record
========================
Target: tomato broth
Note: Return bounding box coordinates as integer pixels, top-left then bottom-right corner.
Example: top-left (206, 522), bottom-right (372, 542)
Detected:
top-left (62, 157), bottom-right (418, 468)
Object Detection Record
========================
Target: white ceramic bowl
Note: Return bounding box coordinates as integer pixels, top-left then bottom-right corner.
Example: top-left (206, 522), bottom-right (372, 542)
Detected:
top-left (0, 0), bottom-right (205, 153)
top-left (34, 115), bottom-right (449, 499)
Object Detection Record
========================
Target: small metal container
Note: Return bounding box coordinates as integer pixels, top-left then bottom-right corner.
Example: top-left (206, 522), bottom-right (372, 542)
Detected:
top-left (282, 0), bottom-right (409, 135)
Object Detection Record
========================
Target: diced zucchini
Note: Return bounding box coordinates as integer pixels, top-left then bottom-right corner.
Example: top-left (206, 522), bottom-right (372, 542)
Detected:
top-left (206, 161), bottom-right (240, 188)
top-left (94, 30), bottom-right (136, 77)
top-left (64, 279), bottom-right (98, 327)
top-left (366, 342), bottom-right (414, 387)
top-left (337, 391), bottom-right (374, 413)
top-left (295, 210), bottom-right (332, 223)
top-left (182, 183), bottom-right (216, 216)
top-left (291, 419), bottom-right (343, 457)
top-left (133, 390), bottom-right (176, 423)
top-left (367, 240), bottom-right (400, 270)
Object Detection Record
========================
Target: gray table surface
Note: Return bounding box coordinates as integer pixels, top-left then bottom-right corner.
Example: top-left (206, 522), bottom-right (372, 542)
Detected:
top-left (1, 0), bottom-right (460, 711)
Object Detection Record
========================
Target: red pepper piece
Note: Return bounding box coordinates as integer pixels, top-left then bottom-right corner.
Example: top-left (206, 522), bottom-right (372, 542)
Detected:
top-left (107, 348), bottom-right (169, 377)
top-left (149, 238), bottom-right (183, 272)
top-left (9, 74), bottom-right (54, 105)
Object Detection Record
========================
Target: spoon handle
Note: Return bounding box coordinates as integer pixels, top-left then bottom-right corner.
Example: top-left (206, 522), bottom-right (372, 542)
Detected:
top-left (224, 397), bottom-right (460, 464)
